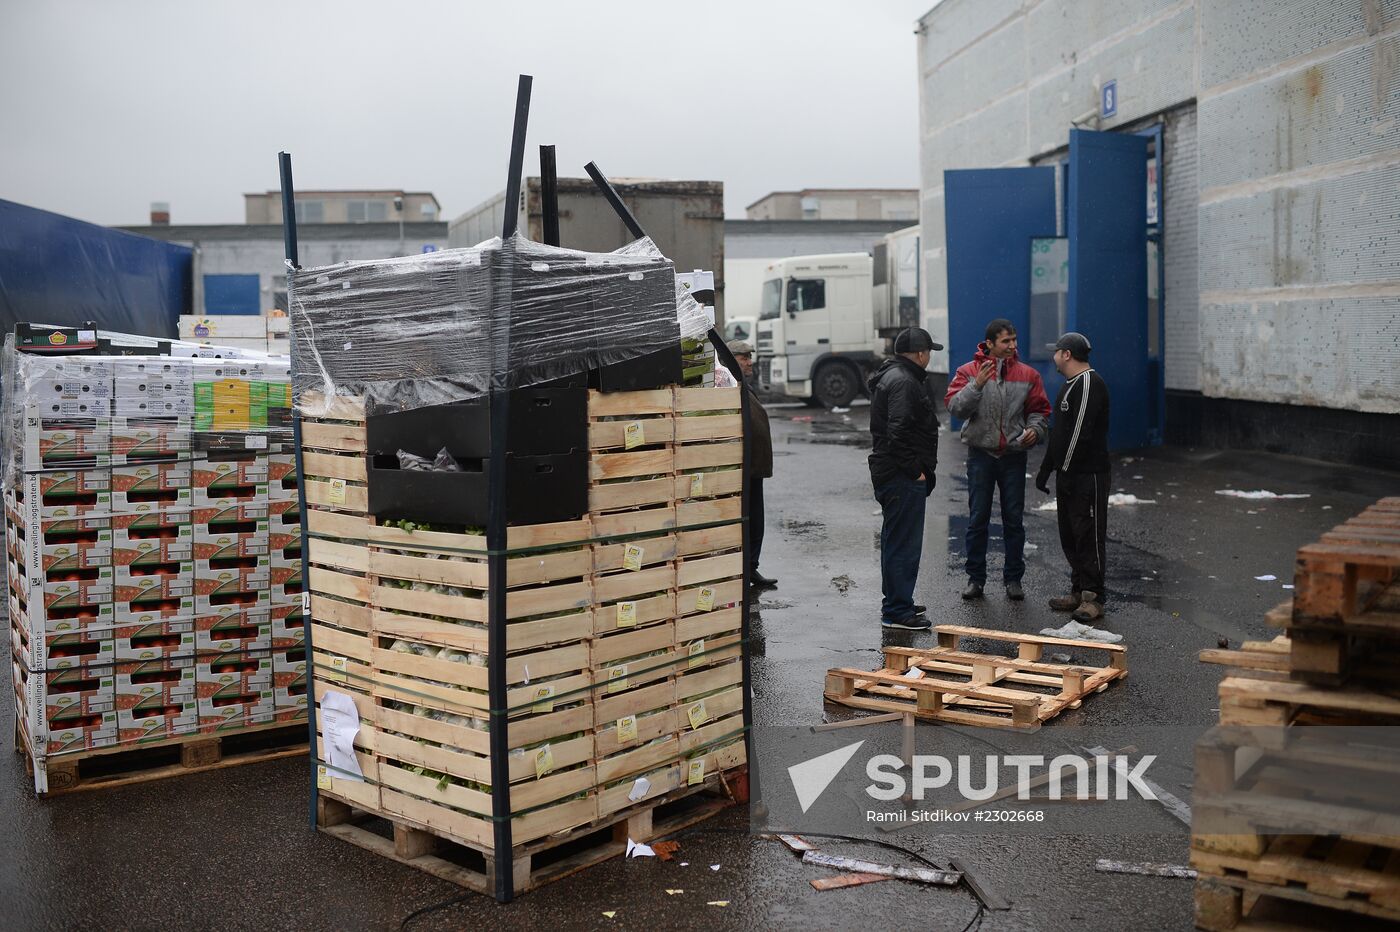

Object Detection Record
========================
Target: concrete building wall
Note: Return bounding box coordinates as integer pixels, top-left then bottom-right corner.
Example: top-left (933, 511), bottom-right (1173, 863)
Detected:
top-left (243, 192), bottom-right (440, 224)
top-left (917, 0), bottom-right (1400, 419)
top-left (746, 189), bottom-right (919, 221)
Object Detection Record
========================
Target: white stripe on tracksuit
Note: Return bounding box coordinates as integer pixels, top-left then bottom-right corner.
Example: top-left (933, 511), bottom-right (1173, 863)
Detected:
top-left (1062, 369), bottom-right (1094, 472)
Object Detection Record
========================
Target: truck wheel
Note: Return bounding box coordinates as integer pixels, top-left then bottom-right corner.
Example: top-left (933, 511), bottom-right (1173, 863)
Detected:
top-left (813, 361), bottom-right (859, 409)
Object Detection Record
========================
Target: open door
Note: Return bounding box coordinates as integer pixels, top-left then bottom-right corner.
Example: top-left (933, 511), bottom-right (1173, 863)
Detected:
top-left (1068, 129), bottom-right (1151, 451)
top-left (943, 168), bottom-right (1059, 405)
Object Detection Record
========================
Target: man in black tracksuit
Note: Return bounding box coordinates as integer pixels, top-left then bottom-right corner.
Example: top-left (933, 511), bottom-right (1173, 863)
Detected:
top-left (868, 327), bottom-right (943, 630)
top-left (1035, 332), bottom-right (1111, 623)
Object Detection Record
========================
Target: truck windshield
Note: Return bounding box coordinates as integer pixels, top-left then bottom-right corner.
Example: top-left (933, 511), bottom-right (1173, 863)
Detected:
top-left (760, 279), bottom-right (783, 320)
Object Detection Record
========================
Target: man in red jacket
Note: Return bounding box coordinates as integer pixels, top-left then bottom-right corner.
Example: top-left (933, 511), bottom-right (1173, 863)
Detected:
top-left (945, 319), bottom-right (1051, 601)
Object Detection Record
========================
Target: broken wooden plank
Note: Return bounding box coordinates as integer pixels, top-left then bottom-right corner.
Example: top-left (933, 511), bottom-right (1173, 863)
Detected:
top-left (1095, 859), bottom-right (1197, 879)
top-left (1084, 745), bottom-right (1192, 826)
top-left (810, 712), bottom-right (903, 732)
top-left (776, 834), bottom-right (820, 853)
top-left (949, 857), bottom-right (1011, 909)
top-left (801, 851), bottom-right (961, 886)
top-left (810, 872), bottom-right (891, 891)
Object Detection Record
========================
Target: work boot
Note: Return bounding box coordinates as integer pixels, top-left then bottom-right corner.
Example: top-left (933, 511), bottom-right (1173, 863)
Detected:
top-left (882, 613), bottom-right (932, 631)
top-left (749, 570), bottom-right (777, 589)
top-left (1048, 592), bottom-right (1082, 612)
top-left (961, 581), bottom-right (984, 600)
top-left (1072, 594), bottom-right (1104, 623)
top-left (913, 604), bottom-right (927, 615)
top-left (1005, 582), bottom-right (1024, 601)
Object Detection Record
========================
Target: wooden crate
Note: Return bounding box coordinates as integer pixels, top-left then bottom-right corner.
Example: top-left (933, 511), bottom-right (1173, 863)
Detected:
top-left (824, 625), bottom-right (1127, 729)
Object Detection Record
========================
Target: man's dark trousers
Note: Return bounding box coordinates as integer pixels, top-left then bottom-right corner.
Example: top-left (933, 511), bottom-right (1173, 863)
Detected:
top-left (1056, 470), bottom-right (1109, 598)
top-left (876, 475), bottom-right (926, 622)
top-left (748, 477), bottom-right (765, 573)
top-left (964, 448), bottom-right (1027, 586)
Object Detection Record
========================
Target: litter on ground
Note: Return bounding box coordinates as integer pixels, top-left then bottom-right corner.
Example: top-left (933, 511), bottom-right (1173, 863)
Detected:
top-left (1040, 621), bottom-right (1124, 643)
top-left (1215, 489), bottom-right (1310, 500)
top-left (1108, 493), bottom-right (1156, 505)
top-left (1254, 574), bottom-right (1277, 581)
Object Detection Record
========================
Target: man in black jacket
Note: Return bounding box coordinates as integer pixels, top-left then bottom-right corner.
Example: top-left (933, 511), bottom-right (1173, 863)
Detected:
top-left (1035, 332), bottom-right (1111, 623)
top-left (868, 327), bottom-right (942, 630)
top-left (726, 340), bottom-right (776, 588)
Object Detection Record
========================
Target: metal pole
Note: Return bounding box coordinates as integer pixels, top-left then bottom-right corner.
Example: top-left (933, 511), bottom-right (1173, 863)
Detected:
top-left (540, 145), bottom-right (560, 247)
top-left (278, 151), bottom-right (318, 832)
top-left (487, 72), bottom-right (531, 904)
top-left (583, 161), bottom-right (645, 240)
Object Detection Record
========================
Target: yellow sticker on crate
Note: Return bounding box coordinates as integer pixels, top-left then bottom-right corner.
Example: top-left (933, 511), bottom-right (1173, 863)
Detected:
top-left (535, 744), bottom-right (554, 779)
top-left (608, 666), bottom-right (630, 693)
top-left (326, 656), bottom-right (347, 683)
top-left (623, 420), bottom-right (645, 450)
top-left (688, 758), bottom-right (706, 786)
top-left (616, 601), bottom-right (637, 628)
top-left (616, 714), bottom-right (638, 744)
top-left (688, 639), bottom-right (706, 669)
top-left (695, 586), bottom-right (715, 612)
top-left (317, 764), bottom-right (332, 789)
top-left (622, 544), bottom-right (645, 572)
top-left (327, 478), bottom-right (347, 505)
top-left (689, 473), bottom-right (704, 498)
top-left (532, 684), bottom-right (555, 714)
top-left (687, 699), bottom-right (709, 730)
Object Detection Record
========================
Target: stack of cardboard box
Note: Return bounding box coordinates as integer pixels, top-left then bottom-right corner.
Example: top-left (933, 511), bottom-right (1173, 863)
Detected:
top-left (5, 340), bottom-right (307, 793)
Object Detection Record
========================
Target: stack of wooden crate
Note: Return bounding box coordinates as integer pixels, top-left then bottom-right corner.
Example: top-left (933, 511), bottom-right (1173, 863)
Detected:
top-left (1192, 497), bottom-right (1400, 930)
top-left (305, 384), bottom-right (748, 897)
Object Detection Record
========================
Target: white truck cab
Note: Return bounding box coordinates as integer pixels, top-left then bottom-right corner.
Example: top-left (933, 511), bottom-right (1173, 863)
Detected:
top-left (755, 253), bottom-right (881, 407)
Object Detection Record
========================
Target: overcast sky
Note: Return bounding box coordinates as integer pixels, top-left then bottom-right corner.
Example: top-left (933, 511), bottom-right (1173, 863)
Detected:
top-left (0, 0), bottom-right (933, 227)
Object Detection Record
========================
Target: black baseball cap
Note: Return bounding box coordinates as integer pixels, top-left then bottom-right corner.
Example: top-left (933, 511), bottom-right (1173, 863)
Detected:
top-left (1054, 332), bottom-right (1092, 359)
top-left (894, 327), bottom-right (943, 353)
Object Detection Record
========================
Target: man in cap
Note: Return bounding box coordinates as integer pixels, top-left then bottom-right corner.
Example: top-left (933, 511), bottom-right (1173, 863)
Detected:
top-left (725, 340), bottom-right (776, 588)
top-left (1035, 332), bottom-right (1111, 622)
top-left (944, 319), bottom-right (1051, 602)
top-left (868, 327), bottom-right (943, 630)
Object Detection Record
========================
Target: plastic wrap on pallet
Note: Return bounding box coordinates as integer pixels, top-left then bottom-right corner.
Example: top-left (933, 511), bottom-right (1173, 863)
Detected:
top-left (288, 234), bottom-right (682, 415)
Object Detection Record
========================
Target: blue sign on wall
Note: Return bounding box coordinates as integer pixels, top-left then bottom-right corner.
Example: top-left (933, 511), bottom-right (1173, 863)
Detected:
top-left (422, 244), bottom-right (439, 254)
top-left (1100, 80), bottom-right (1118, 118)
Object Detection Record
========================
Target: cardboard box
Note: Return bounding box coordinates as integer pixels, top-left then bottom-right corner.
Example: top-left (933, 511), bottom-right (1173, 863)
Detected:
top-left (270, 603), bottom-right (306, 649)
top-left (16, 628), bottom-right (115, 671)
top-left (113, 617), bottom-right (196, 662)
top-left (270, 541), bottom-right (302, 571)
top-left (112, 523), bottom-right (193, 565)
top-left (269, 564), bottom-right (302, 608)
top-left (272, 644), bottom-right (307, 711)
top-left (112, 359), bottom-right (194, 382)
top-left (110, 504), bottom-right (192, 532)
top-left (191, 520), bottom-right (268, 560)
top-left (19, 407), bottom-right (110, 470)
top-left (110, 461), bottom-right (192, 513)
top-left (25, 356), bottom-right (114, 404)
top-left (40, 567), bottom-right (114, 614)
top-left (196, 652), bottom-right (275, 732)
top-left (26, 518), bottom-right (113, 574)
top-left (191, 454), bottom-right (268, 489)
top-left (266, 453), bottom-right (298, 501)
top-left (112, 376), bottom-right (195, 418)
top-left (23, 594), bottom-right (115, 638)
top-left (267, 501), bottom-right (300, 550)
top-left (113, 561), bottom-right (194, 601)
top-left (27, 470), bottom-right (112, 521)
top-left (114, 656), bottom-right (199, 741)
top-left (194, 559), bottom-right (269, 593)
top-left (109, 416), bottom-right (192, 464)
top-left (194, 605), bottom-right (271, 654)
top-left (194, 585), bottom-right (268, 617)
top-left (190, 483), bottom-right (268, 517)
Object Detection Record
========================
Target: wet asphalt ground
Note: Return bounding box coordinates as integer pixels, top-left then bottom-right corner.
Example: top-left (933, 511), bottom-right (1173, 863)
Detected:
top-left (3, 401), bottom-right (1395, 931)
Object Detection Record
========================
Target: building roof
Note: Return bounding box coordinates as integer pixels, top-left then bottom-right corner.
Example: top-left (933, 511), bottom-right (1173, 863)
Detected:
top-left (244, 190), bottom-right (442, 209)
top-left (745, 188), bottom-right (919, 210)
top-left (118, 222), bottom-right (449, 242)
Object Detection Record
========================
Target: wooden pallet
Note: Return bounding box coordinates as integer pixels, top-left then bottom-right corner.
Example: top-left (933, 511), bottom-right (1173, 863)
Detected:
top-left (18, 718), bottom-right (306, 796)
top-left (1195, 871), bottom-right (1400, 931)
top-left (1290, 502), bottom-right (1400, 629)
top-left (1213, 674), bottom-right (1400, 727)
top-left (823, 625), bottom-right (1127, 729)
top-left (1263, 582), bottom-right (1400, 685)
top-left (317, 768), bottom-right (742, 898)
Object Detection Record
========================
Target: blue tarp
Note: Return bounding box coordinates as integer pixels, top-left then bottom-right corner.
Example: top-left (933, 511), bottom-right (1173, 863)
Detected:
top-left (0, 199), bottom-right (190, 338)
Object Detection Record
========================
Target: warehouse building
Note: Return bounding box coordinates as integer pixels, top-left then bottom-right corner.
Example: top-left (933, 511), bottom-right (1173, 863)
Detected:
top-left (918, 0), bottom-right (1400, 467)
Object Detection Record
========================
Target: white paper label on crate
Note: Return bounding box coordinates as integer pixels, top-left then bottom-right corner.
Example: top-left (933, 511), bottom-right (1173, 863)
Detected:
top-left (302, 591), bottom-right (311, 613)
top-left (532, 684), bottom-right (555, 714)
top-left (608, 666), bottom-right (629, 693)
top-left (535, 744), bottom-right (554, 779)
top-left (317, 764), bottom-right (332, 790)
top-left (327, 478), bottom-right (347, 505)
top-left (695, 587), bottom-right (715, 612)
top-left (616, 714), bottom-right (638, 744)
top-left (622, 544), bottom-right (645, 572)
top-left (687, 758), bottom-right (705, 786)
top-left (245, 434), bottom-right (268, 450)
top-left (623, 421), bottom-right (644, 450)
top-left (319, 690), bottom-right (364, 782)
top-left (689, 474), bottom-right (704, 498)
top-left (616, 601), bottom-right (637, 629)
top-left (687, 699), bottom-right (709, 731)
top-left (688, 639), bottom-right (706, 669)
top-left (627, 776), bottom-right (651, 802)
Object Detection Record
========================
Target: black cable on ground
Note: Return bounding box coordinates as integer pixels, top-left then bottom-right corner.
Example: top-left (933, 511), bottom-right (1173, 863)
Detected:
top-left (400, 891), bottom-right (476, 930)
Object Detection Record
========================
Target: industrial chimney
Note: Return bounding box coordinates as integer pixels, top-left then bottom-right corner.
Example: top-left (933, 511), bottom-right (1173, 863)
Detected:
top-left (150, 202), bottom-right (170, 225)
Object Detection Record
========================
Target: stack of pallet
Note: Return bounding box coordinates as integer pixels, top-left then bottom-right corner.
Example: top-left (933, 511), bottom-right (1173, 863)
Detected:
top-left (305, 382), bottom-right (748, 897)
top-left (1192, 497), bottom-right (1400, 929)
top-left (5, 335), bottom-right (308, 795)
